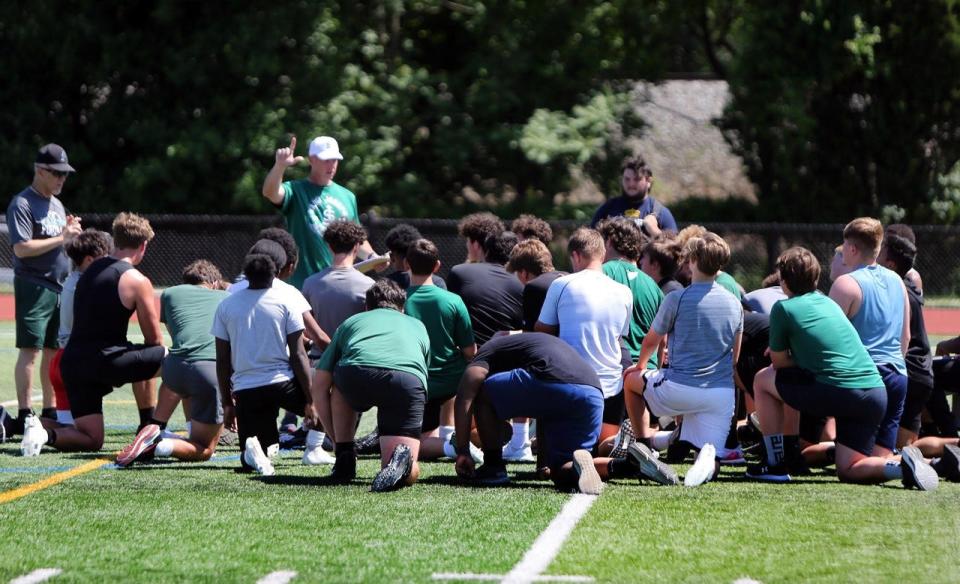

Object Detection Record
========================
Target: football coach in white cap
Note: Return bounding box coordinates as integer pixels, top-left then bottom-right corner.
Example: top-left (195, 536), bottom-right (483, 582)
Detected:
top-left (262, 134), bottom-right (380, 289)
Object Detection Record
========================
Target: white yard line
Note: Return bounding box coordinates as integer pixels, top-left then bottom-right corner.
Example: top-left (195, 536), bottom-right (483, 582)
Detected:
top-left (432, 574), bottom-right (593, 582)
top-left (10, 568), bottom-right (63, 584)
top-left (256, 571), bottom-right (297, 584)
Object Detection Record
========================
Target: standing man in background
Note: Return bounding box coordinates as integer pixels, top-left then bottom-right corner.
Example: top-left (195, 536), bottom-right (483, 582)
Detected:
top-left (591, 157), bottom-right (677, 237)
top-left (261, 135), bottom-right (379, 289)
top-left (7, 144), bottom-right (82, 433)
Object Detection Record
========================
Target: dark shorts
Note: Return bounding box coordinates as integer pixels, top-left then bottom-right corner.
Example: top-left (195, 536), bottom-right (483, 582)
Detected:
top-left (483, 368), bottom-right (603, 468)
top-left (875, 364), bottom-right (908, 451)
top-left (334, 365), bottom-right (426, 439)
top-left (162, 355), bottom-right (222, 425)
top-left (61, 343), bottom-right (166, 418)
top-left (775, 367), bottom-right (886, 456)
top-left (421, 395), bottom-right (453, 435)
top-left (900, 376), bottom-right (933, 435)
top-left (14, 277), bottom-right (59, 349)
top-left (602, 391), bottom-right (625, 426)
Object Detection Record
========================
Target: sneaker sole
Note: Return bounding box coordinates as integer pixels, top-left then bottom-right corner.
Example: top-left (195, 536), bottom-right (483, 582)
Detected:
top-left (572, 449), bottom-right (603, 495)
top-left (901, 446), bottom-right (938, 491)
top-left (116, 425), bottom-right (161, 467)
top-left (371, 445), bottom-right (413, 492)
top-left (684, 444), bottom-right (716, 487)
top-left (744, 469), bottom-right (791, 483)
top-left (629, 443), bottom-right (679, 486)
top-left (941, 444), bottom-right (960, 482)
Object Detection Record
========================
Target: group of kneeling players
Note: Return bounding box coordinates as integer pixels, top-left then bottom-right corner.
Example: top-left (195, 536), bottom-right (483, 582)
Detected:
top-left (10, 210), bottom-right (960, 494)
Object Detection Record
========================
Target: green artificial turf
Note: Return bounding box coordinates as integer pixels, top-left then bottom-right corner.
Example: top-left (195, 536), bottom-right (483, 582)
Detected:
top-left (1, 322), bottom-right (960, 582)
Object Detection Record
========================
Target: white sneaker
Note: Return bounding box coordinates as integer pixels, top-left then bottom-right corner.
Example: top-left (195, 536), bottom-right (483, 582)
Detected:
top-left (503, 441), bottom-right (535, 462)
top-left (302, 444), bottom-right (336, 465)
top-left (684, 443), bottom-right (716, 487)
top-left (446, 432), bottom-right (484, 464)
top-left (243, 437), bottom-right (275, 476)
top-left (266, 443), bottom-right (279, 458)
top-left (20, 415), bottom-right (47, 457)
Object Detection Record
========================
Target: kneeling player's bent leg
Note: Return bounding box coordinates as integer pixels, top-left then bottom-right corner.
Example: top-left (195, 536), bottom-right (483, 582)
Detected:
top-left (873, 364), bottom-right (907, 457)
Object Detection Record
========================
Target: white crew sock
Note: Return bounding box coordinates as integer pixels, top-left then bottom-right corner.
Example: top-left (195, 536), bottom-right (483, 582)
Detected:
top-left (155, 438), bottom-right (175, 458)
top-left (306, 429), bottom-right (325, 449)
top-left (650, 430), bottom-right (675, 451)
top-left (509, 421), bottom-right (529, 449)
top-left (438, 425), bottom-right (455, 443)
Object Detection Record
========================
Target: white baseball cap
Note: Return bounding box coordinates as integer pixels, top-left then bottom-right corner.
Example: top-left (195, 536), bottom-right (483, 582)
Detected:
top-left (308, 136), bottom-right (343, 160)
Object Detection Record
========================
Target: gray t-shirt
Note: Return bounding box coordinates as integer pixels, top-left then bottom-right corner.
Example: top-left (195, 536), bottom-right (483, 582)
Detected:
top-left (211, 285), bottom-right (305, 391)
top-left (301, 266), bottom-right (374, 347)
top-left (743, 285), bottom-right (787, 314)
top-left (6, 187), bottom-right (69, 291)
top-left (57, 270), bottom-right (81, 348)
top-left (652, 281), bottom-right (743, 388)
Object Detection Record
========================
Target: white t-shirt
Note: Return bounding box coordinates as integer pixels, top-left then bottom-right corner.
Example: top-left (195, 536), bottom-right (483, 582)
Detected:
top-left (211, 286), bottom-right (305, 391)
top-left (227, 278), bottom-right (311, 315)
top-left (537, 269), bottom-right (632, 398)
top-left (57, 271), bottom-right (81, 348)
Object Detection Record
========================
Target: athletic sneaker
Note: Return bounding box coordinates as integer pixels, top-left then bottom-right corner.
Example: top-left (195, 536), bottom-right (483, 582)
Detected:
top-left (356, 428), bottom-right (381, 456)
top-left (371, 444), bottom-right (413, 492)
top-left (20, 415), bottom-right (47, 457)
top-left (278, 426), bottom-right (307, 449)
top-left (900, 446), bottom-right (938, 491)
top-left (303, 444), bottom-right (336, 465)
top-left (609, 418), bottom-right (636, 459)
top-left (0, 406), bottom-right (15, 443)
top-left (744, 461), bottom-right (790, 483)
top-left (628, 442), bottom-right (679, 486)
top-left (218, 429), bottom-right (239, 447)
top-left (471, 463), bottom-right (510, 486)
top-left (448, 432), bottom-right (484, 464)
top-left (935, 444), bottom-right (960, 482)
top-left (718, 447), bottom-right (746, 466)
top-left (242, 437), bottom-right (275, 476)
top-left (116, 424), bottom-right (162, 468)
top-left (684, 443), bottom-right (716, 487)
top-left (572, 449), bottom-right (604, 495)
top-left (503, 441), bottom-right (535, 462)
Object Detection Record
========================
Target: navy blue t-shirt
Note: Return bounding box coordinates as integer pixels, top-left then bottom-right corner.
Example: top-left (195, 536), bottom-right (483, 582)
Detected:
top-left (591, 195), bottom-right (677, 233)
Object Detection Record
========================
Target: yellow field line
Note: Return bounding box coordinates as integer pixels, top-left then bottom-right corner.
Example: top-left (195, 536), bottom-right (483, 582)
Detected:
top-left (0, 459), bottom-right (111, 505)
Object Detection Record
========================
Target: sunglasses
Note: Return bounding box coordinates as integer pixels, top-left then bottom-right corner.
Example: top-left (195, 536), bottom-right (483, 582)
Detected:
top-left (44, 169), bottom-right (69, 179)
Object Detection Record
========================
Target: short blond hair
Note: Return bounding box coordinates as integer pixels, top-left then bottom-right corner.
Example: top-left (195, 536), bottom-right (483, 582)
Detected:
top-left (682, 231), bottom-right (730, 276)
top-left (676, 224), bottom-right (707, 247)
top-left (843, 217), bottom-right (883, 258)
top-left (112, 212), bottom-right (155, 249)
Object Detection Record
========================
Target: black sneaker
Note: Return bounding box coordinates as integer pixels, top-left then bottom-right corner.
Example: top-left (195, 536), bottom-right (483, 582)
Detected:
top-left (628, 442), bottom-right (679, 486)
top-left (608, 419), bottom-right (636, 459)
top-left (471, 463), bottom-right (509, 486)
top-left (356, 428), bottom-right (381, 455)
top-left (935, 444), bottom-right (960, 482)
top-left (218, 429), bottom-right (239, 447)
top-left (785, 454), bottom-right (811, 476)
top-left (745, 461), bottom-right (790, 483)
top-left (900, 446), bottom-right (939, 491)
top-left (371, 444), bottom-right (413, 492)
top-left (278, 426), bottom-right (307, 450)
top-left (0, 406), bottom-right (15, 442)
top-left (330, 457), bottom-right (357, 484)
top-left (664, 439), bottom-right (692, 464)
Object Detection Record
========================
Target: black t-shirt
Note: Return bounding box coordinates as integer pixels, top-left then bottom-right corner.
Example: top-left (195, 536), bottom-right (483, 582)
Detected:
top-left (905, 280), bottom-right (934, 386)
top-left (448, 262), bottom-right (523, 345)
top-left (472, 333), bottom-right (602, 390)
top-left (522, 271), bottom-right (567, 331)
top-left (386, 270), bottom-right (447, 291)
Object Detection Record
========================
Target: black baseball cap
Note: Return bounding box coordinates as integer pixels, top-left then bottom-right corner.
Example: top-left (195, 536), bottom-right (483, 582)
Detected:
top-left (35, 144), bottom-right (76, 173)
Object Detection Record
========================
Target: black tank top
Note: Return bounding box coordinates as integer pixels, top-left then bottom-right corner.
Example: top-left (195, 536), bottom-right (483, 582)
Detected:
top-left (67, 256), bottom-right (135, 349)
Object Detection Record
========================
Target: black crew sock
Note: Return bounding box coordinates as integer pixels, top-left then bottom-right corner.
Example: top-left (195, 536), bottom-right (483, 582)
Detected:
top-left (40, 407), bottom-right (57, 420)
top-left (138, 407), bottom-right (155, 427)
top-left (148, 417), bottom-right (168, 431)
top-left (45, 429), bottom-right (57, 446)
top-left (825, 443), bottom-right (836, 464)
top-left (333, 442), bottom-right (357, 478)
top-left (607, 457), bottom-right (636, 479)
top-left (483, 448), bottom-right (504, 468)
top-left (18, 408), bottom-right (32, 420)
top-left (783, 435), bottom-right (802, 461)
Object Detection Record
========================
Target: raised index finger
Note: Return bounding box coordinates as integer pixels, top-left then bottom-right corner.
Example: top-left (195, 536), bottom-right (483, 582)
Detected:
top-left (289, 135), bottom-right (297, 151)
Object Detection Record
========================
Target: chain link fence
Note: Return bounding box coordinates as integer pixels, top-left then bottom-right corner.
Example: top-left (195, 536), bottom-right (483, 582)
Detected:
top-left (2, 214), bottom-right (959, 297)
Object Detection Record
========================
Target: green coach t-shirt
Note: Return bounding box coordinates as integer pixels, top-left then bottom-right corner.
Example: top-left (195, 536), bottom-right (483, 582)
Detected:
top-left (404, 285), bottom-right (475, 399)
top-left (602, 260), bottom-right (663, 367)
top-left (769, 291), bottom-right (883, 389)
top-left (715, 270), bottom-right (743, 300)
top-left (161, 284), bottom-right (229, 362)
top-left (280, 179), bottom-right (359, 289)
top-left (317, 308), bottom-right (431, 389)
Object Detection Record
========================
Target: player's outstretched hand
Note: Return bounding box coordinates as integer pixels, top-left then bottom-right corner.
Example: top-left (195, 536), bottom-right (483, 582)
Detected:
top-left (275, 135), bottom-right (305, 168)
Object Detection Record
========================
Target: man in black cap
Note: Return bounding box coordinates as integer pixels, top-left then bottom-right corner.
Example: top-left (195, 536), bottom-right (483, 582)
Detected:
top-left (5, 144), bottom-right (81, 435)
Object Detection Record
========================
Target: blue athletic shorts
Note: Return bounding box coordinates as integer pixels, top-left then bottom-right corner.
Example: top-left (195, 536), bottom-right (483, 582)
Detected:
top-left (875, 363), bottom-right (907, 451)
top-left (482, 368), bottom-right (603, 469)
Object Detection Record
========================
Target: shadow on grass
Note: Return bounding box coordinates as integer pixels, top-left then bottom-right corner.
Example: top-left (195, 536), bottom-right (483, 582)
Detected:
top-left (417, 474), bottom-right (558, 491)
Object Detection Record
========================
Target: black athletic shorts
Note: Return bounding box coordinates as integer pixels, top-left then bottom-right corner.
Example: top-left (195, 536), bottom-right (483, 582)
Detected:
top-left (420, 395), bottom-right (453, 435)
top-left (900, 377), bottom-right (934, 435)
top-left (334, 365), bottom-right (426, 439)
top-left (775, 367), bottom-right (886, 456)
top-left (602, 391), bottom-right (625, 426)
top-left (61, 343), bottom-right (166, 418)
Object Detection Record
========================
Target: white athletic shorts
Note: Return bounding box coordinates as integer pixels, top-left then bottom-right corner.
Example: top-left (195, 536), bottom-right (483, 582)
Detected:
top-left (642, 369), bottom-right (735, 455)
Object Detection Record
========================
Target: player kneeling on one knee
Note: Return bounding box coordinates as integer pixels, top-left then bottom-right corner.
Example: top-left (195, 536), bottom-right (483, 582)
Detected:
top-left (307, 279), bottom-right (431, 492)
